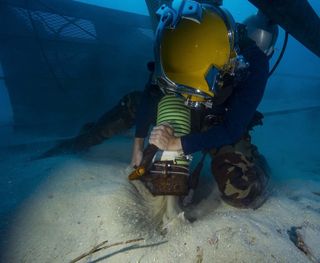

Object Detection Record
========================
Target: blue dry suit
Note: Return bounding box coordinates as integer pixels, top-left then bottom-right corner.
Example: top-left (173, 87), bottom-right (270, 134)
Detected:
top-left (135, 44), bottom-right (269, 155)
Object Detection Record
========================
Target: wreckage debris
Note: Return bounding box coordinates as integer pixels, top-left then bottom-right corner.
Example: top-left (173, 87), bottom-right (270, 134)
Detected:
top-left (287, 226), bottom-right (319, 263)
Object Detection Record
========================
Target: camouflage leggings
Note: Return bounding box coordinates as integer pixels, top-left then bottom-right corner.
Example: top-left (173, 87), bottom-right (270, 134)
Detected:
top-left (210, 134), bottom-right (270, 208)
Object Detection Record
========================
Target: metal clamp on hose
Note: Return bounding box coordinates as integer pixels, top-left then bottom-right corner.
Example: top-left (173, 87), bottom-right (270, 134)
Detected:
top-left (141, 161), bottom-right (189, 196)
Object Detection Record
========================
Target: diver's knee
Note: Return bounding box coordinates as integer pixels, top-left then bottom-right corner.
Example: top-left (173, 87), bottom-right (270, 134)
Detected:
top-left (211, 150), bottom-right (269, 209)
top-left (220, 182), bottom-right (267, 209)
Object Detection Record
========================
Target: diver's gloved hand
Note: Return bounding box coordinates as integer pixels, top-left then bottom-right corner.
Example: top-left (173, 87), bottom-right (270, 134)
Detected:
top-left (149, 124), bottom-right (182, 152)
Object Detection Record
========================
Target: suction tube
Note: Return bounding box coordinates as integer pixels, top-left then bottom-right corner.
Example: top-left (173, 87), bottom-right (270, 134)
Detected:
top-left (156, 95), bottom-right (191, 166)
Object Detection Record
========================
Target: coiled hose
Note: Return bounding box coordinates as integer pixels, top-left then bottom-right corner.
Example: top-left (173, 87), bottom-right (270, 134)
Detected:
top-left (156, 95), bottom-right (191, 166)
top-left (157, 95), bottom-right (191, 136)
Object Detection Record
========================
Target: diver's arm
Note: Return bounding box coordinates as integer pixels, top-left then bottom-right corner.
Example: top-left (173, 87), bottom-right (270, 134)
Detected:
top-left (135, 82), bottom-right (162, 138)
top-left (131, 88), bottom-right (152, 167)
top-left (132, 82), bottom-right (162, 166)
top-left (130, 137), bottom-right (145, 167)
top-left (180, 46), bottom-right (269, 154)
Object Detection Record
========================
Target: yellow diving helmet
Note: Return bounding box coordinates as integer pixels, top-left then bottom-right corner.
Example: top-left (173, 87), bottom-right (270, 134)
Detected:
top-left (154, 0), bottom-right (242, 107)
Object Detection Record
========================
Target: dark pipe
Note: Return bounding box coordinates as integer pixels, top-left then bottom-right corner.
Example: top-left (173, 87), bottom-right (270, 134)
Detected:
top-left (268, 31), bottom-right (289, 77)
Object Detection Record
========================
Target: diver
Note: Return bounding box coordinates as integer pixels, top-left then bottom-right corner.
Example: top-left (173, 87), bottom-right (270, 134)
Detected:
top-left (130, 0), bottom-right (277, 209)
top-left (39, 0), bottom-right (275, 210)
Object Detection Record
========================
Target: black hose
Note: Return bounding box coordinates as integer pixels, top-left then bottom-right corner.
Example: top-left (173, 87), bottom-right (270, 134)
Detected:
top-left (268, 31), bottom-right (289, 77)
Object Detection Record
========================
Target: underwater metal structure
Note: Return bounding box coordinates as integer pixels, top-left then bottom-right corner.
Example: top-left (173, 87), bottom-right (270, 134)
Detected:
top-left (0, 0), bottom-right (153, 134)
top-left (248, 0), bottom-right (320, 57)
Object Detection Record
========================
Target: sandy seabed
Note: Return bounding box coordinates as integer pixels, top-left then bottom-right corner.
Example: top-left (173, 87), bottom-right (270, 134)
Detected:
top-left (1, 134), bottom-right (320, 263)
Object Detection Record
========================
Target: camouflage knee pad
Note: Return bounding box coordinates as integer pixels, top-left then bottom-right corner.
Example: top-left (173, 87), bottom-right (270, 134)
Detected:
top-left (211, 147), bottom-right (269, 208)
